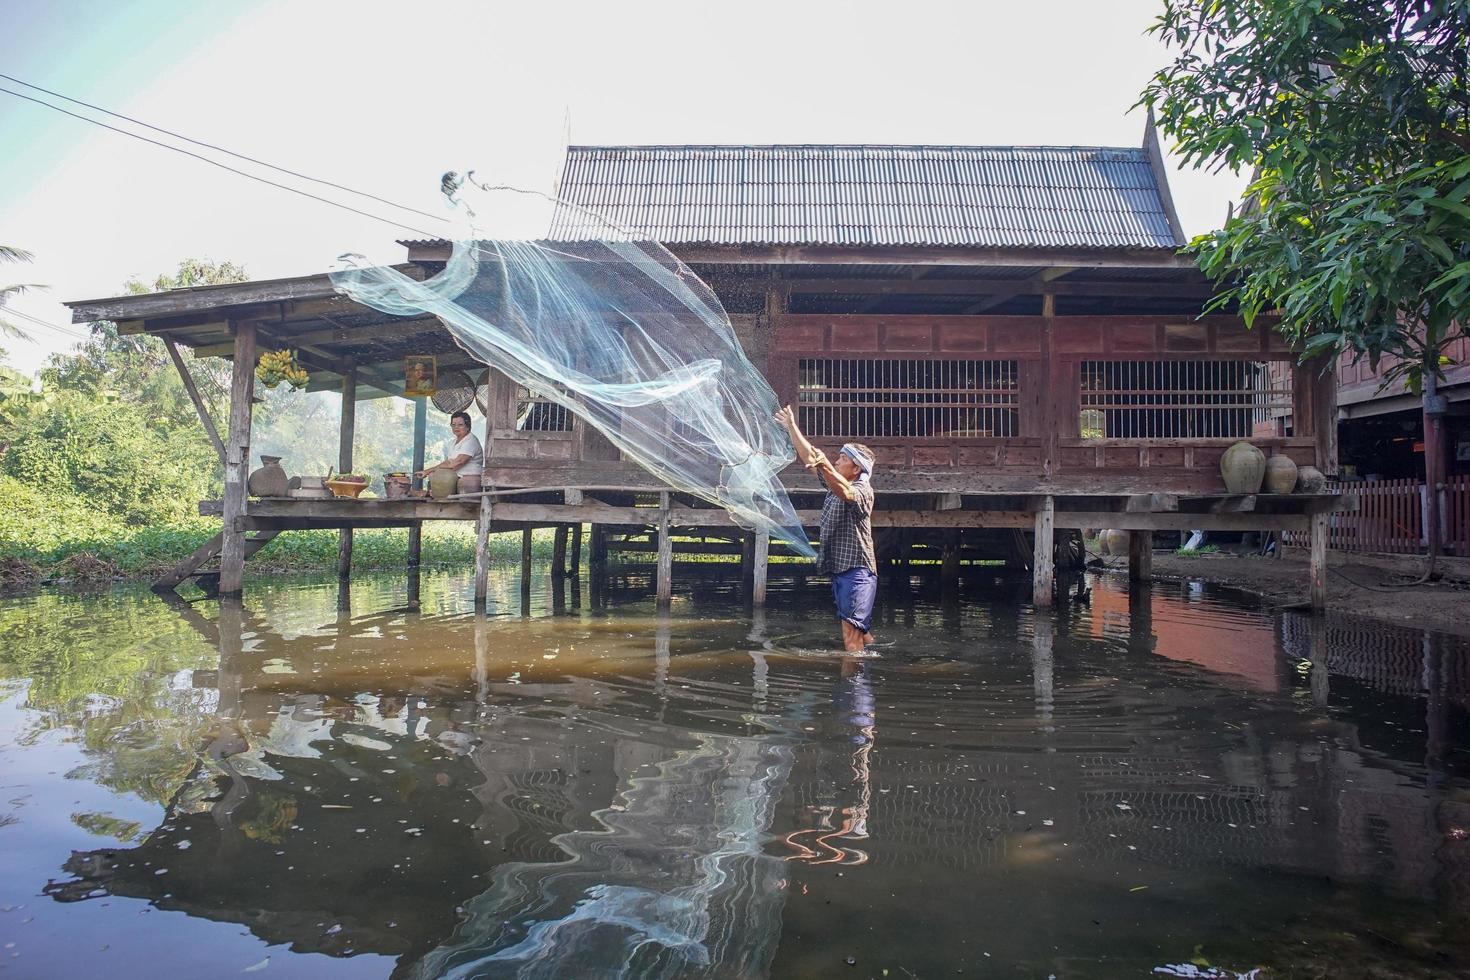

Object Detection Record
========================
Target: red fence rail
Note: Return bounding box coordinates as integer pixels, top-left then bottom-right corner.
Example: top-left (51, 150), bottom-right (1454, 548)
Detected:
top-left (1284, 476), bottom-right (1470, 555)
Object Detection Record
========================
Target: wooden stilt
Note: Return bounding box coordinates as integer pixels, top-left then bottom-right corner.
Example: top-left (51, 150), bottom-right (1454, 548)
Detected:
top-left (941, 530), bottom-right (961, 593)
top-left (1128, 530), bottom-right (1153, 582)
top-left (337, 366), bottom-right (357, 581)
top-left (656, 492), bottom-right (673, 605)
top-left (1032, 495), bottom-right (1055, 607)
top-left (407, 395), bottom-right (427, 572)
top-left (473, 494), bottom-right (493, 606)
top-left (571, 523), bottom-right (583, 577)
top-left (590, 523), bottom-right (607, 607)
top-left (752, 532), bottom-right (769, 607)
top-left (520, 527), bottom-right (533, 599)
top-left (1128, 578), bottom-right (1154, 652)
top-left (1309, 511), bottom-right (1328, 612)
top-left (740, 532), bottom-right (754, 591)
top-left (219, 320), bottom-right (257, 597)
top-left (552, 525), bottom-right (568, 578)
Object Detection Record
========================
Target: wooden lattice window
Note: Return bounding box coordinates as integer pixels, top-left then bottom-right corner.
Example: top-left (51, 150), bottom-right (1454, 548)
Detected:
top-left (514, 384), bottom-right (573, 432)
top-left (1078, 360), bottom-right (1292, 440)
top-left (797, 358), bottom-right (1019, 439)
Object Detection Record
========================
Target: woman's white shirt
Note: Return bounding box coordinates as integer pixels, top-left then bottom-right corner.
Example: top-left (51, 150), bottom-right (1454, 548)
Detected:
top-left (451, 433), bottom-right (484, 476)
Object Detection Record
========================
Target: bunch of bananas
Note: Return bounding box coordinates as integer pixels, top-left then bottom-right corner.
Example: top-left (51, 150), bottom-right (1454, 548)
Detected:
top-left (256, 349), bottom-right (309, 391)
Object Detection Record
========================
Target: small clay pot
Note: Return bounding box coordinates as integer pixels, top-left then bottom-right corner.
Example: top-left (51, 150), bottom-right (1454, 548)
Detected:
top-left (1263, 455), bottom-right (1299, 494)
top-left (383, 474), bottom-right (411, 500)
top-left (1220, 441), bottom-right (1266, 494)
top-left (1295, 465), bottom-right (1327, 493)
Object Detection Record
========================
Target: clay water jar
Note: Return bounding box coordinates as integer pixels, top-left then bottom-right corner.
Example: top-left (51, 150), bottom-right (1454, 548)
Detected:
top-left (457, 474), bottom-right (483, 495)
top-left (1220, 441), bottom-right (1266, 494)
top-left (428, 469), bottom-right (459, 500)
top-left (1263, 455), bottom-right (1299, 494)
top-left (1295, 465), bottom-right (1327, 493)
top-left (247, 455), bottom-right (289, 498)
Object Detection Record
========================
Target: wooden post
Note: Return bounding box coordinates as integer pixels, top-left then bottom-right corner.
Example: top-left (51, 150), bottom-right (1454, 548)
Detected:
top-left (407, 395), bottom-right (427, 571)
top-left (473, 494), bottom-right (493, 606)
top-left (552, 525), bottom-right (568, 578)
top-left (740, 532), bottom-right (754, 591)
top-left (1032, 495), bottom-right (1055, 607)
top-left (1128, 530), bottom-right (1153, 582)
top-left (589, 523), bottom-right (607, 607)
top-left (520, 528), bottom-right (533, 599)
top-left (656, 492), bottom-right (673, 605)
top-left (337, 366), bottom-right (357, 581)
top-left (1309, 511), bottom-right (1329, 612)
top-left (571, 523), bottom-right (583, 577)
top-left (941, 530), bottom-right (961, 593)
top-left (752, 531), bottom-right (769, 607)
top-left (219, 321), bottom-right (257, 596)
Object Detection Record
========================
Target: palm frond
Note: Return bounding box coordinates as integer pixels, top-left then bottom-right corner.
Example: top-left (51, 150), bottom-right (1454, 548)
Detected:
top-left (0, 317), bottom-right (33, 342)
top-left (0, 246), bottom-right (36, 264)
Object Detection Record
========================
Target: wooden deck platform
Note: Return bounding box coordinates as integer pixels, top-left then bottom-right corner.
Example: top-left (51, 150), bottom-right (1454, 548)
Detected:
top-left (172, 486), bottom-right (1350, 612)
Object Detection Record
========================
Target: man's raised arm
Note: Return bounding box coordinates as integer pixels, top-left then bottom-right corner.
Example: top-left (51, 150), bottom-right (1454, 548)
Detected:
top-left (774, 405), bottom-right (858, 502)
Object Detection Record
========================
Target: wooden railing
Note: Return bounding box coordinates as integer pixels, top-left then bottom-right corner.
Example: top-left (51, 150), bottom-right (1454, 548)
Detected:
top-left (1284, 476), bottom-right (1470, 555)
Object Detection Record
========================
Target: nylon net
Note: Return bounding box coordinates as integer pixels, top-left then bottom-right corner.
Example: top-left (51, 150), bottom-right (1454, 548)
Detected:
top-left (330, 175), bottom-right (813, 557)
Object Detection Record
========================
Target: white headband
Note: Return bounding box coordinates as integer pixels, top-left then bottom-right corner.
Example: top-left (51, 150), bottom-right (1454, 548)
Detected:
top-left (840, 444), bottom-right (874, 480)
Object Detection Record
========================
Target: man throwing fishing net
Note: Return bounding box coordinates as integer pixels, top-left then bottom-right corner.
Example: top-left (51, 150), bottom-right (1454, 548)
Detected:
top-left (775, 406), bottom-right (878, 652)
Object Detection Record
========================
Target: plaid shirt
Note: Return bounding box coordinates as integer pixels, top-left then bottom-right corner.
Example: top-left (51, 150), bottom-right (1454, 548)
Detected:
top-left (819, 479), bottom-right (876, 575)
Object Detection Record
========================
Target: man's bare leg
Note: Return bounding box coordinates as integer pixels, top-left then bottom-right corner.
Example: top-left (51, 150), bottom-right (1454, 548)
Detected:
top-left (841, 620), bottom-right (867, 652)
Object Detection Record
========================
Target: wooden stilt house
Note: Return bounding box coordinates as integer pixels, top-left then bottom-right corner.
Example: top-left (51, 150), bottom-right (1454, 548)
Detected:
top-left (64, 126), bottom-right (1347, 608)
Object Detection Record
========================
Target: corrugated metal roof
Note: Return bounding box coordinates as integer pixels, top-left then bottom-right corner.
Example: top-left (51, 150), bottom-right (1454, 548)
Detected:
top-left (549, 145), bottom-right (1182, 249)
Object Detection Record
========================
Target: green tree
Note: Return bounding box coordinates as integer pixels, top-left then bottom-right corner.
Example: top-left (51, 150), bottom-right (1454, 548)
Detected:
top-left (1142, 0), bottom-right (1470, 569)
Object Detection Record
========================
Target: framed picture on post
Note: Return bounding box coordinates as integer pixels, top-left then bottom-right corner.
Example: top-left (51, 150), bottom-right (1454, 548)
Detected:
top-left (404, 355), bottom-right (437, 397)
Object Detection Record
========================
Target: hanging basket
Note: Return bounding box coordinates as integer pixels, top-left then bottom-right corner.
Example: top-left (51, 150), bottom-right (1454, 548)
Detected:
top-left (474, 369), bottom-right (492, 415)
top-left (431, 369), bottom-right (475, 414)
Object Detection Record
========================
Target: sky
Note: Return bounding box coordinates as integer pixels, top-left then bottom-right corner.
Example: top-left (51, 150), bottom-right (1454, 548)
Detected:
top-left (0, 0), bottom-right (1250, 374)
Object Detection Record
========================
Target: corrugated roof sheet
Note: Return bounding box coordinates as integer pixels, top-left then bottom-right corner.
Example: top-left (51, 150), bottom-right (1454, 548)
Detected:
top-left (549, 145), bottom-right (1182, 249)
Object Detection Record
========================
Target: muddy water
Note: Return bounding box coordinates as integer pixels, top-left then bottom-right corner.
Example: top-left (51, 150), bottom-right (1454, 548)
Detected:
top-left (0, 568), bottom-right (1467, 979)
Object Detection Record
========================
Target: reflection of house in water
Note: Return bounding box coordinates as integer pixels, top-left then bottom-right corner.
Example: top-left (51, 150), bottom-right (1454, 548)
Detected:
top-left (40, 595), bottom-right (1470, 973)
top-left (44, 608), bottom-right (799, 978)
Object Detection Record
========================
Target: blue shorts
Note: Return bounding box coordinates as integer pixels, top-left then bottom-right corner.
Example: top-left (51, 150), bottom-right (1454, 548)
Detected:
top-left (831, 566), bottom-right (877, 634)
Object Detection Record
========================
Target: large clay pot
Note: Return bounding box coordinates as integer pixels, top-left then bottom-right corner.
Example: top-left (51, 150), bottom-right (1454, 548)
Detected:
top-left (1102, 529), bottom-right (1129, 557)
top-left (1295, 465), bottom-right (1327, 494)
top-left (457, 474), bottom-right (482, 495)
top-left (247, 455), bottom-right (289, 498)
top-left (1264, 455), bottom-right (1299, 494)
top-left (1220, 441), bottom-right (1266, 494)
top-left (428, 469), bottom-right (459, 500)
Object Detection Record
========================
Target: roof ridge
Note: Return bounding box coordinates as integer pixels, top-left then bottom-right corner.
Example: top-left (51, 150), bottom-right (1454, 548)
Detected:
top-left (566, 143), bottom-right (1148, 155)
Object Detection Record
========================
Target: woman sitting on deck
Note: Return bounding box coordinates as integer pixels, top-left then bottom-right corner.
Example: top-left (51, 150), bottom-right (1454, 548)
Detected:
top-left (415, 411), bottom-right (483, 483)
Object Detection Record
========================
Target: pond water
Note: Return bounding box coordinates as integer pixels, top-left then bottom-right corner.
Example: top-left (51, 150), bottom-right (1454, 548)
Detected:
top-left (1, 566), bottom-right (1467, 978)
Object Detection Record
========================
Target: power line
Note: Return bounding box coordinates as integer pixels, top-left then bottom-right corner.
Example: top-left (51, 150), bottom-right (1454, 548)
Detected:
top-left (0, 85), bottom-right (440, 238)
top-left (1, 307), bottom-right (90, 341)
top-left (0, 71), bottom-right (451, 226)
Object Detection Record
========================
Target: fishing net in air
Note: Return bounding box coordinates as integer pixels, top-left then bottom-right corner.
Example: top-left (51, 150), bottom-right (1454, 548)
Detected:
top-left (330, 175), bottom-right (813, 557)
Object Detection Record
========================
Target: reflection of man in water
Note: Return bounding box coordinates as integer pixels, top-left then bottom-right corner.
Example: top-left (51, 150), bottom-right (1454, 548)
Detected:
top-left (775, 406), bottom-right (878, 652)
top-left (783, 658), bottom-right (877, 865)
